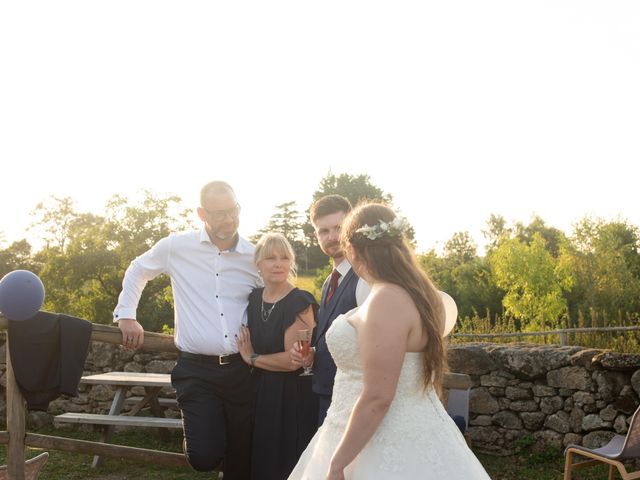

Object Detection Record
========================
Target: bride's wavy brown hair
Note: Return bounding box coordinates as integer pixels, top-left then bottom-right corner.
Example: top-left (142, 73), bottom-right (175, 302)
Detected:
top-left (340, 202), bottom-right (447, 391)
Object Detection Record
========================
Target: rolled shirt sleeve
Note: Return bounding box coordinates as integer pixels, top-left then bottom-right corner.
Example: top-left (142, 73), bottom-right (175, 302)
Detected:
top-left (113, 236), bottom-right (170, 321)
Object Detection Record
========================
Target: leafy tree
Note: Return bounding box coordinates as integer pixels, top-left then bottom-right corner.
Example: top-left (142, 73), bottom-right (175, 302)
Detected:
top-left (312, 171), bottom-right (392, 206)
top-left (444, 231), bottom-right (477, 265)
top-left (30, 191), bottom-right (193, 330)
top-left (0, 239), bottom-right (35, 278)
top-left (490, 233), bottom-right (574, 331)
top-left (562, 217), bottom-right (640, 322)
top-left (420, 233), bottom-right (503, 321)
top-left (482, 214), bottom-right (510, 253)
top-left (514, 215), bottom-right (567, 258)
top-left (251, 201), bottom-right (308, 267)
top-left (29, 196), bottom-right (79, 251)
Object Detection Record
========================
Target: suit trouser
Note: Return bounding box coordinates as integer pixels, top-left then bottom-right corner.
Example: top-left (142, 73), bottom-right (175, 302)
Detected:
top-left (172, 353), bottom-right (252, 480)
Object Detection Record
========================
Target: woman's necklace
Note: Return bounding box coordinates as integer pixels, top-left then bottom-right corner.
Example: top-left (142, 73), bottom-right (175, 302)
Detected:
top-left (261, 299), bottom-right (278, 322)
top-left (261, 288), bottom-right (290, 322)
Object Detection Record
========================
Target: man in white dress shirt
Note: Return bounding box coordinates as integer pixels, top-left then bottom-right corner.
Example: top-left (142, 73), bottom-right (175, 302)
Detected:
top-left (114, 181), bottom-right (260, 480)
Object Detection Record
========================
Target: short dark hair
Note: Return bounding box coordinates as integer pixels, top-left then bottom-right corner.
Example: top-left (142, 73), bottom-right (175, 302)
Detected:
top-left (310, 194), bottom-right (352, 224)
top-left (200, 181), bottom-right (235, 206)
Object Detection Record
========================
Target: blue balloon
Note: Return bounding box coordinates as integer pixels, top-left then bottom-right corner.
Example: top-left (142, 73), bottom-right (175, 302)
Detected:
top-left (0, 270), bottom-right (45, 321)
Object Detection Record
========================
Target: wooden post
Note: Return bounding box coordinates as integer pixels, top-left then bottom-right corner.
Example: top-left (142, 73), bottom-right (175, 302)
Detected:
top-left (6, 337), bottom-right (26, 480)
top-left (559, 330), bottom-right (568, 346)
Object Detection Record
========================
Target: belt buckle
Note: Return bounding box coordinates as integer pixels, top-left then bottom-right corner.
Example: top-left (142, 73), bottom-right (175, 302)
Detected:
top-left (218, 354), bottom-right (231, 366)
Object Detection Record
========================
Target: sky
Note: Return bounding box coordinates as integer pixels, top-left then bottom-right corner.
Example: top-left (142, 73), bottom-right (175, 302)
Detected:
top-left (1, 1), bottom-right (639, 254)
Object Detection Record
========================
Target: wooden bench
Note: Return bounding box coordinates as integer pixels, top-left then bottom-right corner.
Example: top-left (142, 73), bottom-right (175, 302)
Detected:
top-left (54, 413), bottom-right (182, 429)
top-left (124, 396), bottom-right (178, 408)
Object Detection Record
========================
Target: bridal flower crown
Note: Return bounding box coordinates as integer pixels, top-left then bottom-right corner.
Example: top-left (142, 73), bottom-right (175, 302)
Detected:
top-left (355, 216), bottom-right (409, 240)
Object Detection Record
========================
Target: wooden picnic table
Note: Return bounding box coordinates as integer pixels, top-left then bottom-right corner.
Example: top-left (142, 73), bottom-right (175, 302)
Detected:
top-left (54, 371), bottom-right (182, 467)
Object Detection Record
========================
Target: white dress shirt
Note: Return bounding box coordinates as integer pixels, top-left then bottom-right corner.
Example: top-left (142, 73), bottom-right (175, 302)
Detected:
top-left (334, 259), bottom-right (370, 306)
top-left (113, 229), bottom-right (260, 355)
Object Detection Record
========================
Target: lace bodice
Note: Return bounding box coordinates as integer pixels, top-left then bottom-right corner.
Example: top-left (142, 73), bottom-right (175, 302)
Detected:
top-left (324, 310), bottom-right (435, 429)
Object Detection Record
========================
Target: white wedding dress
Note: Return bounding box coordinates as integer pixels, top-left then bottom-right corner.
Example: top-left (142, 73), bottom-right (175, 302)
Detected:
top-left (288, 309), bottom-right (491, 480)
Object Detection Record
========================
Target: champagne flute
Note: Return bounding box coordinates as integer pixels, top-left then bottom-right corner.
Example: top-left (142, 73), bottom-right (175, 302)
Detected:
top-left (296, 329), bottom-right (313, 376)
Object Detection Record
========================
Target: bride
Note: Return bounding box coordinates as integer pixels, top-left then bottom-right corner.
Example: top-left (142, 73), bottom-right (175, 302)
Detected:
top-left (288, 203), bottom-right (490, 480)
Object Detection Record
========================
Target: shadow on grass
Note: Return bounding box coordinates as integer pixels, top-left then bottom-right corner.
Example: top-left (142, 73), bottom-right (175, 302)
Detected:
top-left (2, 425), bottom-right (622, 480)
top-left (0, 427), bottom-right (216, 480)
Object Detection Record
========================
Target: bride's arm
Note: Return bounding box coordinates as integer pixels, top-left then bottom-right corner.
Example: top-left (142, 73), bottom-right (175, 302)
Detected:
top-left (327, 285), bottom-right (414, 478)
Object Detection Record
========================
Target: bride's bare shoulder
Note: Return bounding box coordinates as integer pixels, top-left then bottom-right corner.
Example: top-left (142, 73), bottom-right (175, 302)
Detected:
top-left (369, 282), bottom-right (413, 305)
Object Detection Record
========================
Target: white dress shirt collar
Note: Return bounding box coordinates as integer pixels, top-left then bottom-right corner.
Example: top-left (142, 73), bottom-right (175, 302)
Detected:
top-left (198, 228), bottom-right (253, 254)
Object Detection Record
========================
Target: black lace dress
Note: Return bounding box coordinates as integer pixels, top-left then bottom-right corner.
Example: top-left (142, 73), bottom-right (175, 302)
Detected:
top-left (247, 287), bottom-right (319, 480)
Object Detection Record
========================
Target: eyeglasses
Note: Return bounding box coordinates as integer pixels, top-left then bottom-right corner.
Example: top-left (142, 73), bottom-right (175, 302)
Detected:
top-left (203, 203), bottom-right (241, 222)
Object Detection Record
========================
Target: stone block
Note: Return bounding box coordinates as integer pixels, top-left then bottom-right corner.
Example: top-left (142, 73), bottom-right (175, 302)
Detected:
top-left (572, 391), bottom-right (595, 407)
top-left (582, 430), bottom-right (616, 449)
top-left (492, 410), bottom-right (523, 430)
top-left (540, 396), bottom-right (564, 414)
top-left (569, 407), bottom-right (585, 433)
top-left (520, 412), bottom-right (546, 430)
top-left (582, 414), bottom-right (612, 432)
top-left (563, 433), bottom-right (582, 447)
top-left (505, 386), bottom-right (532, 400)
top-left (469, 387), bottom-right (500, 414)
top-left (593, 370), bottom-right (628, 402)
top-left (532, 384), bottom-right (556, 397)
top-left (544, 411), bottom-right (571, 434)
top-left (509, 400), bottom-right (539, 412)
top-left (592, 352), bottom-right (640, 370)
top-left (470, 415), bottom-right (493, 426)
top-left (448, 345), bottom-right (496, 375)
top-left (600, 404), bottom-right (618, 422)
top-left (480, 373), bottom-right (509, 387)
top-left (614, 414), bottom-right (628, 434)
top-left (548, 366), bottom-right (592, 390)
top-left (145, 360), bottom-right (176, 374)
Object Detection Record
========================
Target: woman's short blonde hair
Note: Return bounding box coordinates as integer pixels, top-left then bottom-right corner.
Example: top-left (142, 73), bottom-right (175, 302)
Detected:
top-left (254, 233), bottom-right (298, 283)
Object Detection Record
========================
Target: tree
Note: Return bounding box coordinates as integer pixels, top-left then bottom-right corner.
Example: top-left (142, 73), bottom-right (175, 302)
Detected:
top-left (252, 201), bottom-right (308, 269)
top-left (482, 214), bottom-right (510, 253)
top-left (420, 233), bottom-right (503, 321)
top-left (490, 233), bottom-right (573, 331)
top-left (444, 231), bottom-right (477, 265)
top-left (562, 217), bottom-right (640, 322)
top-left (0, 239), bottom-right (35, 278)
top-left (514, 215), bottom-right (567, 258)
top-left (30, 191), bottom-right (194, 330)
top-left (252, 201), bottom-right (305, 243)
top-left (312, 171), bottom-right (392, 206)
top-left (29, 196), bottom-right (79, 251)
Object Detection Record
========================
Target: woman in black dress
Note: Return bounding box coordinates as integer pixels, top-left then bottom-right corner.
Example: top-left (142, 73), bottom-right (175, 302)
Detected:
top-left (237, 232), bottom-right (319, 480)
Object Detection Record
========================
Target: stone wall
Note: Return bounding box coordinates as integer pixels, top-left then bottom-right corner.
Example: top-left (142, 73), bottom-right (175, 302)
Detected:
top-left (2, 337), bottom-right (640, 455)
top-left (449, 342), bottom-right (640, 455)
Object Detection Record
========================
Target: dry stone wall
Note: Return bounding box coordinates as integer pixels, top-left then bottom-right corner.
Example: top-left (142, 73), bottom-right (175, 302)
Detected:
top-left (449, 343), bottom-right (640, 455)
top-left (2, 338), bottom-right (640, 456)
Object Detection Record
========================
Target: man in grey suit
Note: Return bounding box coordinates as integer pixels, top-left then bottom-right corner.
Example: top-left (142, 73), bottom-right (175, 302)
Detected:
top-left (293, 195), bottom-right (369, 425)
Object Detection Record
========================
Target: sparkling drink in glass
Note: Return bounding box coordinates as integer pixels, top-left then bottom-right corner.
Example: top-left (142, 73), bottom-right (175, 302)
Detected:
top-left (296, 329), bottom-right (313, 376)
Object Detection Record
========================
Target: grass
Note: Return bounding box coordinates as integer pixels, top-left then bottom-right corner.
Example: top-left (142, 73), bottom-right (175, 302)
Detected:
top-left (1, 426), bottom-right (619, 479)
top-left (477, 450), bottom-right (611, 480)
top-left (295, 274), bottom-right (321, 301)
top-left (0, 427), bottom-right (217, 480)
